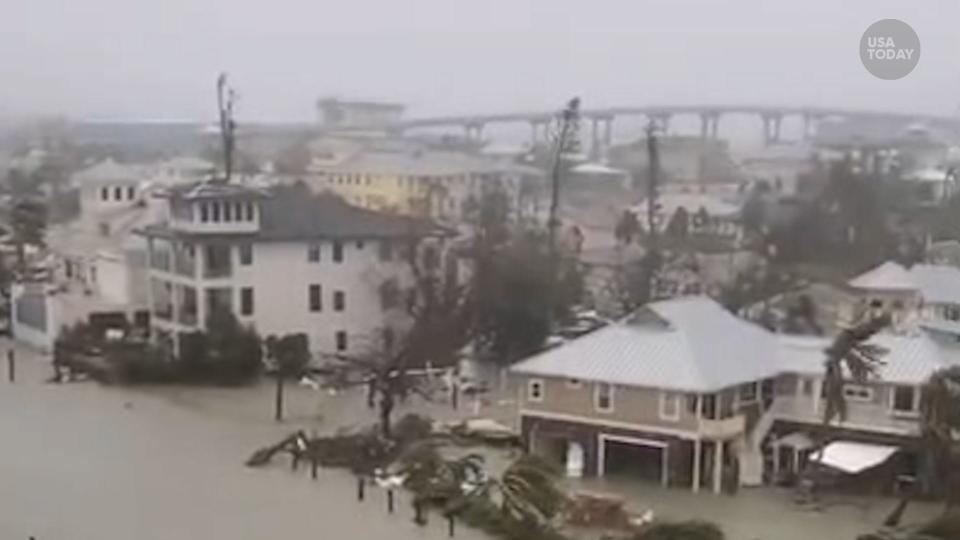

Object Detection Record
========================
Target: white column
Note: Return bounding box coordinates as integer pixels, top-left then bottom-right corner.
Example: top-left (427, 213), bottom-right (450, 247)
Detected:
top-left (812, 379), bottom-right (821, 416)
top-left (713, 440), bottom-right (724, 495)
top-left (661, 446), bottom-right (670, 487)
top-left (772, 442), bottom-right (780, 476)
top-left (692, 439), bottom-right (702, 493)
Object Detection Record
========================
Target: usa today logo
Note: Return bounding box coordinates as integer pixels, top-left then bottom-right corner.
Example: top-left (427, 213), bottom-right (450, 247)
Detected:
top-left (860, 19), bottom-right (920, 80)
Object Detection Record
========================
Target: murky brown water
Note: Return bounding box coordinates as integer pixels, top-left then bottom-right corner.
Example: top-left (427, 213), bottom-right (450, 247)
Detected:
top-left (0, 343), bottom-right (941, 540)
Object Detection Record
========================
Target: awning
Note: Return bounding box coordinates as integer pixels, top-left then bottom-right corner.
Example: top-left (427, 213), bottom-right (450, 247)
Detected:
top-left (812, 441), bottom-right (898, 474)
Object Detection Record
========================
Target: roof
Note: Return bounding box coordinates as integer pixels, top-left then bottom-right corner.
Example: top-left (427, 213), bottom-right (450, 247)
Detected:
top-left (848, 261), bottom-right (916, 291)
top-left (163, 181), bottom-right (270, 201)
top-left (776, 332), bottom-right (953, 385)
top-left (72, 159), bottom-right (147, 186)
top-left (141, 184), bottom-right (452, 242)
top-left (511, 296), bottom-right (783, 393)
top-left (571, 162), bottom-right (626, 176)
top-left (848, 261), bottom-right (960, 304)
top-left (512, 295), bottom-right (960, 391)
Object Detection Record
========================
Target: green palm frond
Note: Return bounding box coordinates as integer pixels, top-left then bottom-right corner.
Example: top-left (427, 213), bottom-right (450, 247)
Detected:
top-left (822, 313), bottom-right (889, 425)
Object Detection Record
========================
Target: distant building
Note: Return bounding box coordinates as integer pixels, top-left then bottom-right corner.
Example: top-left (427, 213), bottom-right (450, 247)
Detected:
top-left (302, 146), bottom-right (543, 224)
top-left (316, 98), bottom-right (405, 133)
top-left (136, 182), bottom-right (453, 356)
top-left (848, 261), bottom-right (960, 340)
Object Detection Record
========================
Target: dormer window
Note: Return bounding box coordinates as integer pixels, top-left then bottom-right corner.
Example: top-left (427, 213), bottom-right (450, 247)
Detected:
top-left (211, 202), bottom-right (221, 222)
top-left (200, 203), bottom-right (209, 223)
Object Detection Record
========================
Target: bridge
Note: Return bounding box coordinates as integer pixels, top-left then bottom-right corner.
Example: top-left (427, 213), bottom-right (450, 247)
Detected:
top-left (390, 104), bottom-right (960, 156)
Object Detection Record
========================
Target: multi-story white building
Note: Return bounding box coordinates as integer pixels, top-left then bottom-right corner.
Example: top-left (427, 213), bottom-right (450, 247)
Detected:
top-left (136, 181), bottom-right (452, 357)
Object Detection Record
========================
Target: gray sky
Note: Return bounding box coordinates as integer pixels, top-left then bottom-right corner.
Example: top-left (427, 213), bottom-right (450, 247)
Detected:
top-left (2, 0), bottom-right (958, 123)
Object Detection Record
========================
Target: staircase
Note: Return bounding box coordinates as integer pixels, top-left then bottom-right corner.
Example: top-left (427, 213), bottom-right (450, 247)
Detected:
top-left (739, 401), bottom-right (779, 487)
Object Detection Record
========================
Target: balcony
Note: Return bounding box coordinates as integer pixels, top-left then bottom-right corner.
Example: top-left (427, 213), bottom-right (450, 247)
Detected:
top-left (698, 414), bottom-right (746, 439)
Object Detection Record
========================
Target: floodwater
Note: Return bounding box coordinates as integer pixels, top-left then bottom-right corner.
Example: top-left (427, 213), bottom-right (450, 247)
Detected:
top-left (0, 342), bottom-right (942, 540)
top-left (0, 343), bottom-right (486, 540)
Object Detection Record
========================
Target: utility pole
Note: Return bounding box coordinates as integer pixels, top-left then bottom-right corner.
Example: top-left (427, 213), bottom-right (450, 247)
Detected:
top-left (216, 73), bottom-right (237, 183)
top-left (645, 120), bottom-right (662, 300)
top-left (547, 97), bottom-right (581, 256)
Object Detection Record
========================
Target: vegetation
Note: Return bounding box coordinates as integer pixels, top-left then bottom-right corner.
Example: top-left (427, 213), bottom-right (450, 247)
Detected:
top-left (821, 311), bottom-right (890, 426)
top-left (265, 333), bottom-right (311, 421)
top-left (177, 310), bottom-right (263, 384)
top-left (9, 197), bottom-right (47, 272)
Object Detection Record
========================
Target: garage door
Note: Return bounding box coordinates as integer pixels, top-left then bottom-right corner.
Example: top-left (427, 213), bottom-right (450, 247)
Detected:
top-left (599, 435), bottom-right (667, 485)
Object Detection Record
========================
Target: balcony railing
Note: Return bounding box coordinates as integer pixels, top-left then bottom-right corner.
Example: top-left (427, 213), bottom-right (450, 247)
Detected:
top-left (698, 414), bottom-right (746, 439)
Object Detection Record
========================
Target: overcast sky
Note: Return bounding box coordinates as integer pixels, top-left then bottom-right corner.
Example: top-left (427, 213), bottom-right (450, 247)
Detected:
top-left (2, 0), bottom-right (958, 123)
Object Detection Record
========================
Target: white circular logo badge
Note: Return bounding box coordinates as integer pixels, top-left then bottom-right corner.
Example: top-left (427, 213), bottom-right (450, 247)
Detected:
top-left (860, 19), bottom-right (920, 80)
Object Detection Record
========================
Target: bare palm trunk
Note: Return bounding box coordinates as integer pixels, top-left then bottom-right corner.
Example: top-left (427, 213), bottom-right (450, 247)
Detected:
top-left (274, 375), bottom-right (284, 422)
top-left (379, 392), bottom-right (394, 438)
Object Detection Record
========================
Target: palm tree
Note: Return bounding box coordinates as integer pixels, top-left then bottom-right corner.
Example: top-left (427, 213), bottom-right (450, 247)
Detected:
top-left (9, 197), bottom-right (47, 273)
top-left (397, 440), bottom-right (486, 511)
top-left (919, 366), bottom-right (960, 506)
top-left (821, 311), bottom-right (890, 426)
top-left (485, 454), bottom-right (566, 527)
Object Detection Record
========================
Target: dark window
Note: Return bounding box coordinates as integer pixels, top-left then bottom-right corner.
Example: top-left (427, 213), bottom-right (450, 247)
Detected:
top-left (309, 284), bottom-right (322, 312)
top-left (113, 186), bottom-right (122, 200)
top-left (356, 240), bottom-right (365, 249)
top-left (334, 290), bottom-right (345, 312)
top-left (211, 202), bottom-right (221, 222)
top-left (100, 187), bottom-right (109, 201)
top-left (307, 244), bottom-right (320, 263)
top-left (240, 287), bottom-right (254, 316)
top-left (239, 244), bottom-right (253, 265)
top-left (127, 186), bottom-right (135, 200)
top-left (200, 203), bottom-right (209, 223)
top-left (224, 202), bottom-right (232, 222)
top-left (893, 386), bottom-right (916, 413)
top-left (235, 202), bottom-right (243, 222)
top-left (245, 202), bottom-right (255, 221)
top-left (335, 331), bottom-right (347, 351)
top-left (379, 240), bottom-right (393, 261)
top-left (333, 241), bottom-right (344, 263)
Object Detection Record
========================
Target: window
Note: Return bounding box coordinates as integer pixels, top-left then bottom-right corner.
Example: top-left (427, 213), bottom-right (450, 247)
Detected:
top-left (333, 241), bottom-right (344, 263)
top-left (333, 290), bottom-right (345, 312)
top-left (239, 244), bottom-right (253, 265)
top-left (379, 240), bottom-right (393, 262)
top-left (245, 202), bottom-right (254, 221)
top-left (200, 203), bottom-right (209, 223)
top-left (843, 384), bottom-right (874, 402)
top-left (127, 186), bottom-right (135, 200)
top-left (234, 202), bottom-right (243, 222)
top-left (946, 305), bottom-right (960, 322)
top-left (114, 186), bottom-right (122, 200)
top-left (738, 382), bottom-right (758, 403)
top-left (566, 379), bottom-right (582, 388)
top-left (335, 331), bottom-right (348, 352)
top-left (309, 284), bottom-right (322, 312)
top-left (595, 383), bottom-right (614, 412)
top-left (224, 202), bottom-right (232, 222)
top-left (307, 244), bottom-right (320, 263)
top-left (240, 287), bottom-right (254, 316)
top-left (659, 391), bottom-right (681, 421)
top-left (211, 202), bottom-right (221, 222)
top-left (356, 240), bottom-right (365, 249)
top-left (892, 385), bottom-right (918, 415)
top-left (100, 187), bottom-right (109, 201)
top-left (801, 378), bottom-right (815, 397)
top-left (527, 379), bottom-right (544, 402)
